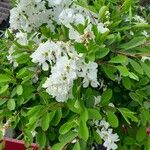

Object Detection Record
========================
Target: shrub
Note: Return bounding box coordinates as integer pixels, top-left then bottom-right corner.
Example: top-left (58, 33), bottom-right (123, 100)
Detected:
top-left (0, 0), bottom-right (150, 149)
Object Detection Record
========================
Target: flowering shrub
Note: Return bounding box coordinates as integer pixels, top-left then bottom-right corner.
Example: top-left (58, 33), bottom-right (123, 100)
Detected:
top-left (0, 0), bottom-right (150, 149)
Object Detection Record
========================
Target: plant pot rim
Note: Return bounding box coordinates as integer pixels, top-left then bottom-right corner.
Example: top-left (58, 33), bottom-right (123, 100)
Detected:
top-left (2, 138), bottom-right (38, 150)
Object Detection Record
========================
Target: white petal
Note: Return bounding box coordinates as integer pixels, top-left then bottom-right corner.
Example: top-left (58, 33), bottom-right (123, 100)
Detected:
top-left (42, 62), bottom-right (49, 71)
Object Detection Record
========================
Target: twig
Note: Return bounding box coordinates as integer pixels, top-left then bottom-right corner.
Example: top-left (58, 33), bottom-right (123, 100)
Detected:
top-left (112, 50), bottom-right (150, 58)
top-left (0, 96), bottom-right (9, 99)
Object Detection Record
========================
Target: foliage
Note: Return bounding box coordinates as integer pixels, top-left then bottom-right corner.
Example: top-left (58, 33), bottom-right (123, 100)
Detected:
top-left (0, 0), bottom-right (150, 150)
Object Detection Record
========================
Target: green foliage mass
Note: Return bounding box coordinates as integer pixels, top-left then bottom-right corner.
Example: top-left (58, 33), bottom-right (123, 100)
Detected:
top-left (0, 0), bottom-right (150, 149)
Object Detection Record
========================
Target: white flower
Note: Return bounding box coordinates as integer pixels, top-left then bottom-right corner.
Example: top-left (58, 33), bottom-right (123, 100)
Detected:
top-left (130, 31), bottom-right (134, 36)
top-left (48, 0), bottom-right (63, 5)
top-left (141, 56), bottom-right (150, 62)
top-left (74, 13), bottom-right (85, 25)
top-left (31, 130), bottom-right (37, 137)
top-left (7, 45), bottom-right (18, 68)
top-left (43, 57), bottom-right (78, 102)
top-left (108, 103), bottom-right (115, 108)
top-left (78, 62), bottom-right (99, 88)
top-left (31, 41), bottom-right (83, 103)
top-left (141, 30), bottom-right (149, 37)
top-left (101, 129), bottom-right (119, 150)
top-left (94, 96), bottom-right (101, 105)
top-left (133, 15), bottom-right (147, 24)
top-left (51, 56), bottom-right (77, 81)
top-left (59, 8), bottom-right (75, 27)
top-left (105, 11), bottom-right (110, 19)
top-left (96, 119), bottom-right (119, 150)
top-left (9, 0), bottom-right (53, 32)
top-left (48, 0), bottom-right (71, 6)
top-left (9, 0), bottom-right (110, 37)
top-left (99, 119), bottom-right (110, 129)
top-left (30, 32), bottom-right (45, 44)
top-left (30, 41), bottom-right (62, 71)
top-left (97, 23), bottom-right (109, 33)
top-left (16, 31), bottom-right (28, 45)
top-left (102, 133), bottom-right (119, 150)
top-left (69, 24), bottom-right (95, 42)
top-left (32, 76), bottom-right (39, 83)
top-left (69, 28), bottom-right (81, 42)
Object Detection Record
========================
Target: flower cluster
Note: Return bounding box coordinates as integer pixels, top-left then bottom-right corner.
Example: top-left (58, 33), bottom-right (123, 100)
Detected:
top-left (95, 119), bottom-right (119, 150)
top-left (10, 0), bottom-right (54, 32)
top-left (10, 0), bottom-right (109, 36)
top-left (31, 41), bottom-right (99, 102)
top-left (7, 45), bottom-right (19, 68)
top-left (4, 0), bottom-right (150, 149)
top-left (8, 0), bottom-right (111, 102)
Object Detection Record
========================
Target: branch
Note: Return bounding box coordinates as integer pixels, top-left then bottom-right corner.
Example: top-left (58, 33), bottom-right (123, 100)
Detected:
top-left (112, 50), bottom-right (150, 58)
top-left (0, 96), bottom-right (9, 99)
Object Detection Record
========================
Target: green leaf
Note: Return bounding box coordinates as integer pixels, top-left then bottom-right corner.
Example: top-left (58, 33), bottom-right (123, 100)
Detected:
top-left (88, 108), bottom-right (102, 120)
top-left (22, 85), bottom-right (35, 100)
top-left (116, 66), bottom-right (129, 76)
top-left (143, 101), bottom-right (150, 109)
top-left (0, 84), bottom-right (9, 94)
top-left (146, 138), bottom-right (150, 150)
top-left (128, 72), bottom-right (139, 81)
top-left (124, 137), bottom-right (136, 145)
top-left (93, 130), bottom-right (102, 144)
top-left (16, 54), bottom-right (30, 64)
top-left (36, 131), bottom-right (46, 148)
top-left (101, 89), bottom-right (112, 105)
top-left (16, 67), bottom-right (28, 78)
top-left (79, 120), bottom-right (89, 141)
top-left (51, 142), bottom-right (66, 150)
top-left (122, 77), bottom-right (131, 89)
top-left (136, 126), bottom-right (146, 142)
top-left (74, 43), bottom-right (87, 53)
top-left (0, 74), bottom-right (12, 83)
top-left (51, 109), bottom-right (62, 126)
top-left (103, 65), bottom-right (117, 81)
top-left (59, 121), bottom-right (77, 135)
top-left (67, 99), bottom-right (80, 114)
top-left (133, 23), bottom-right (150, 28)
top-left (7, 99), bottom-right (16, 110)
top-left (122, 0), bottom-right (133, 12)
top-left (0, 98), bottom-right (7, 106)
top-left (41, 112), bottom-right (50, 131)
top-left (16, 85), bottom-right (23, 95)
top-left (129, 59), bottom-right (143, 75)
top-left (141, 62), bottom-right (150, 79)
top-left (120, 36), bottom-right (146, 50)
top-left (139, 77), bottom-right (149, 86)
top-left (98, 6), bottom-right (108, 21)
top-left (79, 139), bottom-right (87, 150)
top-left (52, 131), bottom-right (78, 150)
top-left (49, 111), bottom-right (55, 122)
top-left (107, 111), bottom-right (119, 128)
top-left (59, 131), bottom-right (78, 142)
top-left (40, 26), bottom-right (52, 38)
top-left (73, 142), bottom-right (81, 150)
top-left (80, 108), bottom-right (88, 122)
top-left (129, 92), bottom-right (142, 105)
top-left (27, 105), bottom-right (44, 118)
top-left (95, 48), bottom-right (110, 59)
top-left (109, 55), bottom-right (128, 64)
top-left (118, 108), bottom-right (138, 124)
top-left (140, 109), bottom-right (150, 126)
